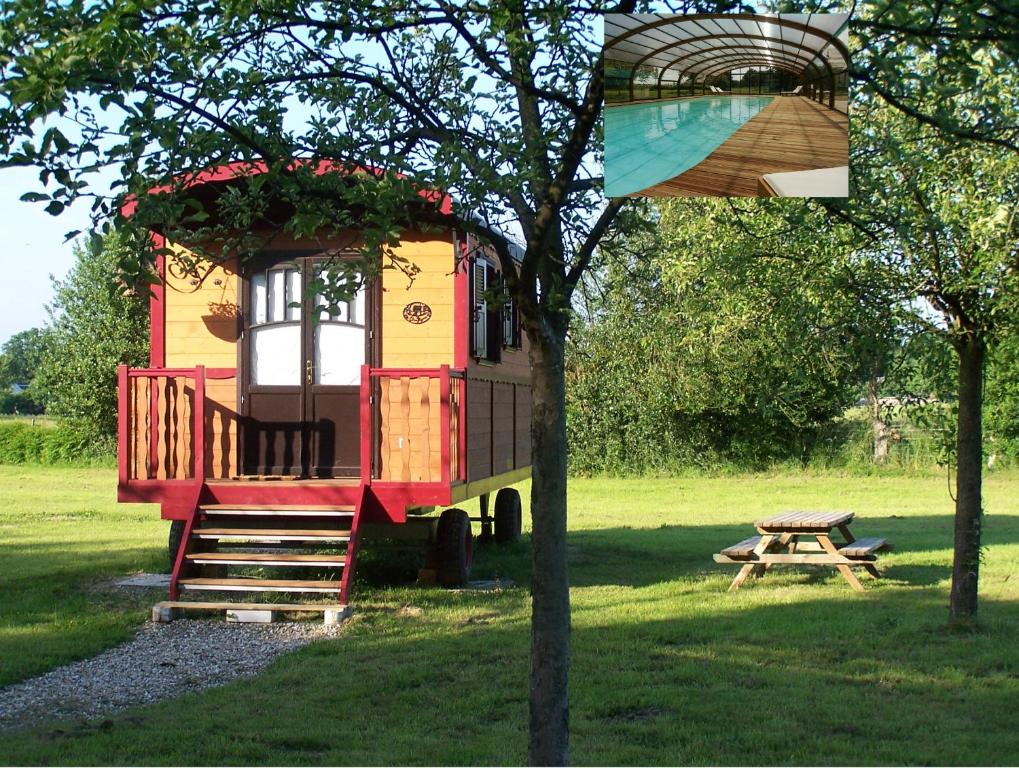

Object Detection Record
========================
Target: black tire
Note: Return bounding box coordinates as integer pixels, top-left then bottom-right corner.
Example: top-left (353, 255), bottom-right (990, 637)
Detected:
top-left (435, 508), bottom-right (473, 587)
top-left (494, 488), bottom-right (522, 544)
top-left (168, 520), bottom-right (186, 569)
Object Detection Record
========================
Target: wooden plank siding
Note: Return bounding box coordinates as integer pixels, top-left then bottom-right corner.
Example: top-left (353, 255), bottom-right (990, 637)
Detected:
top-left (634, 97), bottom-right (848, 197)
top-left (377, 376), bottom-right (443, 482)
top-left (465, 376), bottom-right (532, 483)
top-left (381, 233), bottom-right (456, 369)
top-left (163, 247), bottom-right (239, 479)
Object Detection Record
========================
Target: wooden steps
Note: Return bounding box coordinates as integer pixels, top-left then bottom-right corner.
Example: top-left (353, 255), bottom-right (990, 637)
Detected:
top-left (165, 494), bottom-right (366, 619)
top-left (192, 528), bottom-right (351, 542)
top-left (178, 577), bottom-right (341, 593)
top-left (185, 552), bottom-right (347, 567)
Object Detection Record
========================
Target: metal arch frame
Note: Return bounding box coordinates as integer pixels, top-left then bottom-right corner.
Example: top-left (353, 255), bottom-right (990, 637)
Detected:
top-left (621, 32), bottom-right (833, 85)
top-left (686, 53), bottom-right (821, 79)
top-left (654, 48), bottom-right (811, 98)
top-left (652, 43), bottom-right (814, 92)
top-left (608, 13), bottom-right (847, 108)
top-left (651, 62), bottom-right (804, 100)
top-left (676, 50), bottom-right (812, 79)
top-left (624, 36), bottom-right (835, 106)
top-left (605, 12), bottom-right (851, 64)
top-left (696, 61), bottom-right (801, 81)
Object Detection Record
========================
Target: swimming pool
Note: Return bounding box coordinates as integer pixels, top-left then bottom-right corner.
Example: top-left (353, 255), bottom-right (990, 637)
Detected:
top-left (604, 95), bottom-right (774, 197)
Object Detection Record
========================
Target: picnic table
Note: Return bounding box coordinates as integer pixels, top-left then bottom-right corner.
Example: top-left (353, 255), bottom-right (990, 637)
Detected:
top-left (713, 511), bottom-right (892, 593)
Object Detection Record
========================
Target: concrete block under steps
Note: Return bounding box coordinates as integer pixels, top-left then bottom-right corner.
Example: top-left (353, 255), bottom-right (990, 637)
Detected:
top-left (151, 601), bottom-right (352, 625)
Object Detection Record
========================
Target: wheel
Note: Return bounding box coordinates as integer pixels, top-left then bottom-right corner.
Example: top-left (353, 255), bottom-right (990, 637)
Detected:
top-left (494, 488), bottom-right (522, 544)
top-left (168, 520), bottom-right (186, 569)
top-left (435, 508), bottom-right (473, 587)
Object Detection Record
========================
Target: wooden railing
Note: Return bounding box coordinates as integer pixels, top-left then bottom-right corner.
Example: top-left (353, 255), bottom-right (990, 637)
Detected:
top-left (118, 366), bottom-right (205, 484)
top-left (362, 365), bottom-right (466, 485)
top-left (118, 366), bottom-right (240, 485)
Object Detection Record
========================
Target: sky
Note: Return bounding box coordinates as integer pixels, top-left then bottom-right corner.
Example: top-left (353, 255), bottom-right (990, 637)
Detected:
top-left (0, 165), bottom-right (93, 346)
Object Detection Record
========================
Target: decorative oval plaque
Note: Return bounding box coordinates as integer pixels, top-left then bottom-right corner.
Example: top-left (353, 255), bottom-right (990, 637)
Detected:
top-left (402, 301), bottom-right (432, 324)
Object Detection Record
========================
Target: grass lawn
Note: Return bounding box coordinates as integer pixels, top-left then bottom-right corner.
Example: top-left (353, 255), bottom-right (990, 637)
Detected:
top-left (1, 466), bottom-right (1018, 764)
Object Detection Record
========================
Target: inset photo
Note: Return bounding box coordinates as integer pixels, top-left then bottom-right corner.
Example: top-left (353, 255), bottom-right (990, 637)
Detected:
top-left (604, 12), bottom-right (849, 198)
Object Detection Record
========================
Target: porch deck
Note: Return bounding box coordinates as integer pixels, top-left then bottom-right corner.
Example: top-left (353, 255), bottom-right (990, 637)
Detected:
top-left (117, 364), bottom-right (530, 520)
top-left (634, 97), bottom-right (848, 197)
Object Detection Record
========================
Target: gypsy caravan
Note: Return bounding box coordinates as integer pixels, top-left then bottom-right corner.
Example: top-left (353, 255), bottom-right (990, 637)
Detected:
top-left (117, 163), bottom-right (532, 619)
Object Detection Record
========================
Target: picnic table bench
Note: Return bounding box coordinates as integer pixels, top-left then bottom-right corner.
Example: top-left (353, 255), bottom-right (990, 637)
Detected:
top-left (714, 511), bottom-right (892, 592)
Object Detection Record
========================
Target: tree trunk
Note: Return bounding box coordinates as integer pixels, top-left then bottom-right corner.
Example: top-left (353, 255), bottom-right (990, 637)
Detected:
top-left (526, 327), bottom-right (571, 766)
top-left (949, 334), bottom-right (984, 623)
top-left (868, 375), bottom-right (890, 464)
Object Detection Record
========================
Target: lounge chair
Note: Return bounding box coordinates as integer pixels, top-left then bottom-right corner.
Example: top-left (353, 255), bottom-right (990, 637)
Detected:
top-left (780, 85), bottom-right (803, 96)
top-left (757, 166), bottom-right (849, 198)
top-left (709, 85), bottom-right (729, 94)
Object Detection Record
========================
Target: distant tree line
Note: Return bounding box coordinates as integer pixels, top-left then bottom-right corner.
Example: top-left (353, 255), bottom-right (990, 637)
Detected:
top-left (0, 232), bottom-right (148, 455)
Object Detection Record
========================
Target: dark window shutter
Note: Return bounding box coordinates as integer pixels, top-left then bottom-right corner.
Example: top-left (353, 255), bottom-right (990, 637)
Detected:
top-left (472, 259), bottom-right (487, 359)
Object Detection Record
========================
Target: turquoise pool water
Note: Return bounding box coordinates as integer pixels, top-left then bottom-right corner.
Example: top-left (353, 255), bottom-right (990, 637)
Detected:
top-left (604, 95), bottom-right (773, 196)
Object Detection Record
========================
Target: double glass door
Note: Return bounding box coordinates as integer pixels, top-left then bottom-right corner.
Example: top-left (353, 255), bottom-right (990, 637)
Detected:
top-left (242, 256), bottom-right (369, 477)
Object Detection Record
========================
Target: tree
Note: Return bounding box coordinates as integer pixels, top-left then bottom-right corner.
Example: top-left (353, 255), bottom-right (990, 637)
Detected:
top-left (568, 198), bottom-right (896, 473)
top-left (0, 328), bottom-right (51, 413)
top-left (0, 328), bottom-right (49, 388)
top-left (34, 231), bottom-right (149, 451)
top-left (829, 84), bottom-right (1019, 623)
top-left (0, 1), bottom-right (750, 761)
top-left (851, 0), bottom-right (1019, 153)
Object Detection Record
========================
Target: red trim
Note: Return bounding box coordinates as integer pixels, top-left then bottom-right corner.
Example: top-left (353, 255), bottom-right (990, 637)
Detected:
top-left (117, 365), bottom-right (129, 486)
top-left (122, 160), bottom-right (454, 221)
top-left (149, 235), bottom-right (165, 367)
top-left (339, 486), bottom-right (368, 604)
top-left (458, 374), bottom-right (468, 482)
top-left (127, 367), bottom-right (235, 379)
top-left (359, 364), bottom-right (371, 483)
top-left (454, 232), bottom-right (469, 368)
top-left (372, 482), bottom-right (453, 512)
top-left (193, 366), bottom-right (206, 482)
top-left (366, 366), bottom-right (460, 377)
top-left (168, 483), bottom-right (203, 600)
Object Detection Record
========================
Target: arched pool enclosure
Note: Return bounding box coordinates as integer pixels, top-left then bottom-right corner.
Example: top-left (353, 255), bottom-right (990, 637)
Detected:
top-left (604, 13), bottom-right (849, 113)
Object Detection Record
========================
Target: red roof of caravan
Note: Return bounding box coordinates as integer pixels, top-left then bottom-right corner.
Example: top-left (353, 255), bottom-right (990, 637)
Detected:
top-left (120, 159), bottom-right (454, 219)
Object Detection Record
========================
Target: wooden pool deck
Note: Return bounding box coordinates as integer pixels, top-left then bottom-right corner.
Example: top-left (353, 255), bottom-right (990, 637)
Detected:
top-left (633, 97), bottom-right (848, 197)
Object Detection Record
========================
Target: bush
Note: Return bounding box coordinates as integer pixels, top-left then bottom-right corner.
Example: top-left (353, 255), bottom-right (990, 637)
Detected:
top-left (34, 231), bottom-right (148, 446)
top-left (0, 422), bottom-right (115, 466)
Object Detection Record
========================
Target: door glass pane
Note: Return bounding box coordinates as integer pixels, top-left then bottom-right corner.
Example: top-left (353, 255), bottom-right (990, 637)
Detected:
top-left (287, 268), bottom-right (302, 321)
top-left (315, 324), bottom-right (364, 385)
top-left (314, 267), bottom-right (363, 324)
top-left (250, 272), bottom-right (267, 325)
top-left (251, 324), bottom-right (301, 385)
top-left (268, 269), bottom-right (285, 323)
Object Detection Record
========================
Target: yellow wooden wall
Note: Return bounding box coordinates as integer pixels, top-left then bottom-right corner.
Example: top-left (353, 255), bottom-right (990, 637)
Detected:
top-left (163, 245), bottom-right (240, 479)
top-left (158, 232), bottom-right (456, 481)
top-left (380, 234), bottom-right (456, 368)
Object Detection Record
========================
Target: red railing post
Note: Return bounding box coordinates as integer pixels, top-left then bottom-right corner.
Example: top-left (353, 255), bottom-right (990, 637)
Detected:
top-left (439, 364), bottom-right (451, 485)
top-left (117, 365), bottom-right (130, 485)
top-left (360, 364), bottom-right (371, 483)
top-left (458, 372), bottom-right (467, 482)
top-left (193, 365), bottom-right (206, 484)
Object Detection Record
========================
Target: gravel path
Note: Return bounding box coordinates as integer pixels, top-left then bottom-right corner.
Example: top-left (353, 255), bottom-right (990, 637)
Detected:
top-left (0, 620), bottom-right (340, 732)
